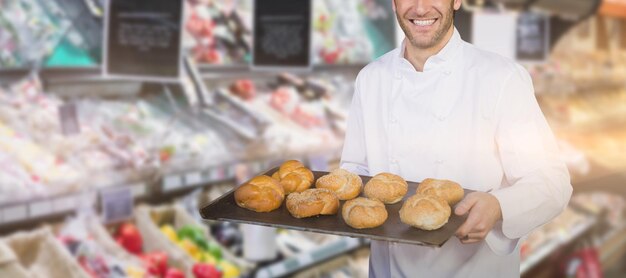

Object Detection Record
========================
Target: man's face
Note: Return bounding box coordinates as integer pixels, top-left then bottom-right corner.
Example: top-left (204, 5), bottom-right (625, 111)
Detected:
top-left (393, 0), bottom-right (462, 49)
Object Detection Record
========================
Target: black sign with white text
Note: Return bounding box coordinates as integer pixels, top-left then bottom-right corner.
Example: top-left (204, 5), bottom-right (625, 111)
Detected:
top-left (104, 0), bottom-right (183, 81)
top-left (253, 0), bottom-right (311, 69)
top-left (516, 13), bottom-right (549, 62)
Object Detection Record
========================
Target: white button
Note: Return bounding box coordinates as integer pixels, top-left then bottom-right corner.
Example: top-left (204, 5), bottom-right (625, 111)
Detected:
top-left (444, 70), bottom-right (452, 75)
top-left (436, 159), bottom-right (444, 164)
top-left (390, 158), bottom-right (398, 164)
top-left (390, 118), bottom-right (398, 124)
top-left (395, 73), bottom-right (402, 79)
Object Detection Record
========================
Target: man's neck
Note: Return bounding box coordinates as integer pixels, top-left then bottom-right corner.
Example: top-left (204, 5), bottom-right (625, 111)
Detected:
top-left (404, 27), bottom-right (454, 72)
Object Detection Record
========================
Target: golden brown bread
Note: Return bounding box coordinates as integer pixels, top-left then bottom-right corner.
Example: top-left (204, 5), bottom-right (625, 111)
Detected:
top-left (342, 197), bottom-right (388, 229)
top-left (416, 178), bottom-right (464, 206)
top-left (271, 160), bottom-right (314, 194)
top-left (315, 169), bottom-right (362, 200)
top-left (234, 175), bottom-right (285, 212)
top-left (364, 173), bottom-right (408, 204)
top-left (286, 188), bottom-right (339, 218)
top-left (399, 194), bottom-right (451, 230)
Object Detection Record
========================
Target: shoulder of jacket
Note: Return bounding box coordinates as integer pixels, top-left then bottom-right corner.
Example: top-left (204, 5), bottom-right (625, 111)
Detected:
top-left (461, 43), bottom-right (532, 120)
top-left (462, 42), bottom-right (521, 79)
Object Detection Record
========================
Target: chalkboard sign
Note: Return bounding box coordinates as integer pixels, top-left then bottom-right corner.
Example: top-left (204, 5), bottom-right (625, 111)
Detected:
top-left (103, 0), bottom-right (184, 82)
top-left (516, 12), bottom-right (549, 62)
top-left (252, 0), bottom-right (312, 69)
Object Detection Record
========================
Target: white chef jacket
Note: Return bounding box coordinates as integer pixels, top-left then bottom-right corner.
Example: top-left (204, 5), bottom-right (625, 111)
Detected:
top-left (340, 28), bottom-right (573, 277)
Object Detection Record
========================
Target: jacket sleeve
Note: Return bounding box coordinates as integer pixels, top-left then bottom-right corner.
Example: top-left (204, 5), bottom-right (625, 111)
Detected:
top-left (490, 64), bottom-right (573, 239)
top-left (339, 75), bottom-right (370, 176)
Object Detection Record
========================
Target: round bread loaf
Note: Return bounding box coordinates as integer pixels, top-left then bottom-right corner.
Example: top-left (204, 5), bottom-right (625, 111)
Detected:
top-left (342, 197), bottom-right (388, 229)
top-left (364, 173), bottom-right (408, 204)
top-left (286, 188), bottom-right (339, 218)
top-left (315, 169), bottom-right (362, 200)
top-left (271, 160), bottom-right (314, 194)
top-left (416, 178), bottom-right (464, 206)
top-left (234, 175), bottom-right (285, 212)
top-left (399, 194), bottom-right (451, 230)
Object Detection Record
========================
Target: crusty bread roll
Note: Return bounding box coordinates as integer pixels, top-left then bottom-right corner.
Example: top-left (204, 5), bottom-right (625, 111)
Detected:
top-left (271, 160), bottom-right (314, 194)
top-left (399, 194), bottom-right (451, 230)
top-left (416, 178), bottom-right (464, 206)
top-left (234, 175), bottom-right (285, 212)
top-left (286, 188), bottom-right (339, 218)
top-left (315, 169), bottom-right (362, 200)
top-left (342, 197), bottom-right (388, 229)
top-left (364, 173), bottom-right (408, 204)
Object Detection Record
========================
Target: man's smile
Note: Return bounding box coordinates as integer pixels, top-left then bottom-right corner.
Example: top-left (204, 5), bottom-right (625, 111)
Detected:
top-left (409, 18), bottom-right (437, 26)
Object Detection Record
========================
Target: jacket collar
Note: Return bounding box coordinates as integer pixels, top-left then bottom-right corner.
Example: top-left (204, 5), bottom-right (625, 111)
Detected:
top-left (394, 28), bottom-right (463, 77)
top-left (392, 28), bottom-right (466, 121)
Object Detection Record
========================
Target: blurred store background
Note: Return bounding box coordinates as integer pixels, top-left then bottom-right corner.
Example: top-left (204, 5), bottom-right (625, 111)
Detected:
top-left (0, 0), bottom-right (625, 277)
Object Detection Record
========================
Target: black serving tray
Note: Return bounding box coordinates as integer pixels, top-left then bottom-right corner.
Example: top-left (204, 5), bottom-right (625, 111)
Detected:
top-left (200, 168), bottom-right (472, 246)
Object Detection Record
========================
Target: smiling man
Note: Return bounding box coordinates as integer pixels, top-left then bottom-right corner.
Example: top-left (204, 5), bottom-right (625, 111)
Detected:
top-left (340, 0), bottom-right (573, 277)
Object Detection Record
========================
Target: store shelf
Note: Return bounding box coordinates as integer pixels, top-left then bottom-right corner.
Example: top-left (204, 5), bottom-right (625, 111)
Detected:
top-left (0, 67), bottom-right (101, 84)
top-left (0, 63), bottom-right (368, 85)
top-left (0, 148), bottom-right (340, 233)
top-left (255, 237), bottom-right (364, 278)
top-left (199, 63), bottom-right (366, 80)
top-left (0, 181), bottom-right (149, 233)
top-left (161, 167), bottom-right (232, 193)
top-left (599, 222), bottom-right (626, 268)
top-left (0, 169), bottom-right (218, 232)
top-left (520, 216), bottom-right (597, 274)
top-left (573, 170), bottom-right (626, 196)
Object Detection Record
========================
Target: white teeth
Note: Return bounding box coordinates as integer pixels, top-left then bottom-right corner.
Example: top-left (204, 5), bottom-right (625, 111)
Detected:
top-left (410, 19), bottom-right (436, 26)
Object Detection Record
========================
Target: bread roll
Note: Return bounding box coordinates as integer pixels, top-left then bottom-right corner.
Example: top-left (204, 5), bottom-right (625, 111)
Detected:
top-left (271, 160), bottom-right (314, 194)
top-left (315, 169), bottom-right (362, 200)
top-left (342, 197), bottom-right (388, 229)
top-left (234, 175), bottom-right (284, 212)
top-left (416, 178), bottom-right (464, 206)
top-left (364, 173), bottom-right (408, 204)
top-left (399, 194), bottom-right (451, 230)
top-left (286, 188), bottom-right (339, 218)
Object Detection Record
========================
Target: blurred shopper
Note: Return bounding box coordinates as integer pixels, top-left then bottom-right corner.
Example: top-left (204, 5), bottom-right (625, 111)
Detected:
top-left (340, 0), bottom-right (572, 277)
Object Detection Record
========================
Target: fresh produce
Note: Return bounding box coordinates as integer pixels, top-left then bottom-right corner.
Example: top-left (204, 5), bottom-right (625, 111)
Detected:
top-left (178, 239), bottom-right (202, 261)
top-left (229, 79), bottom-right (256, 100)
top-left (140, 251), bottom-right (168, 277)
top-left (217, 261), bottom-right (239, 278)
top-left (160, 225), bottom-right (178, 242)
top-left (115, 222), bottom-right (143, 255)
top-left (111, 222), bottom-right (185, 278)
top-left (125, 266), bottom-right (146, 278)
top-left (160, 224), bottom-right (240, 278)
top-left (193, 263), bottom-right (222, 278)
top-left (165, 267), bottom-right (186, 278)
top-left (177, 225), bottom-right (224, 260)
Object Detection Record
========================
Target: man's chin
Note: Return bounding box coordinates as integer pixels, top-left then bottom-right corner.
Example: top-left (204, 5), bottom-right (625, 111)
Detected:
top-left (407, 38), bottom-right (437, 50)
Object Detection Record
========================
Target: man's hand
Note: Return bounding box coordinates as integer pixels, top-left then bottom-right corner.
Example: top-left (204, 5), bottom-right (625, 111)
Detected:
top-left (454, 192), bottom-right (502, 244)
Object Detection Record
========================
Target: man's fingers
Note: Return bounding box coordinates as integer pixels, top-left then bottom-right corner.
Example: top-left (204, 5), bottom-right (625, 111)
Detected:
top-left (460, 236), bottom-right (482, 244)
top-left (455, 209), bottom-right (481, 238)
top-left (458, 231), bottom-right (487, 244)
top-left (455, 219), bottom-right (471, 238)
top-left (455, 193), bottom-right (479, 216)
top-left (454, 192), bottom-right (499, 244)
